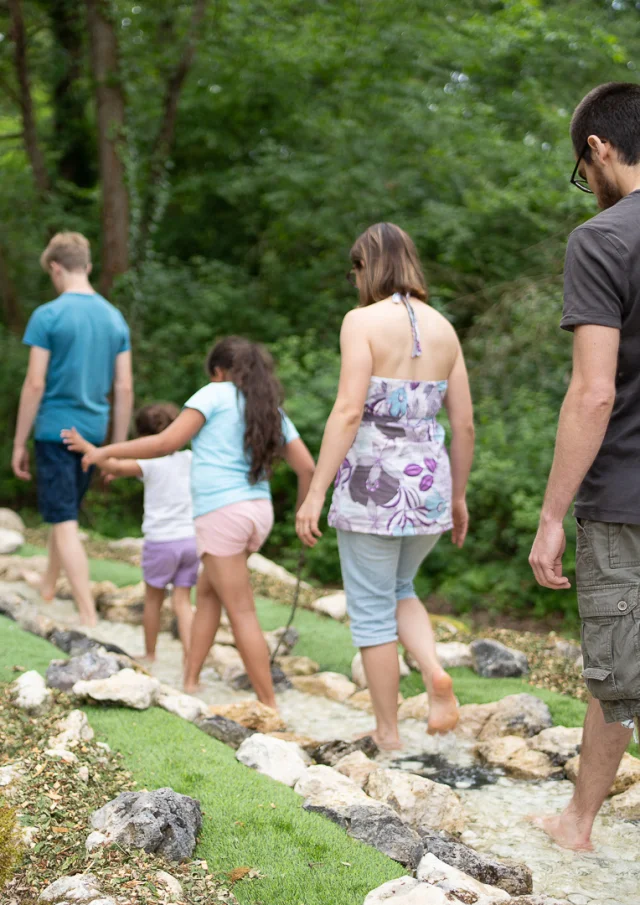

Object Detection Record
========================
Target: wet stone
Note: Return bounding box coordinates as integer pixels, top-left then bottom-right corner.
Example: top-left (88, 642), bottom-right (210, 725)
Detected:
top-left (311, 736), bottom-right (379, 766)
top-left (49, 629), bottom-right (129, 658)
top-left (395, 752), bottom-right (499, 791)
top-left (471, 639), bottom-right (529, 678)
top-left (227, 666), bottom-right (292, 693)
top-left (198, 715), bottom-right (255, 749)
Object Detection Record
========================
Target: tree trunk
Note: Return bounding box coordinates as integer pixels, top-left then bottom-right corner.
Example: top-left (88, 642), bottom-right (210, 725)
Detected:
top-left (86, 0), bottom-right (129, 295)
top-left (137, 0), bottom-right (208, 257)
top-left (8, 0), bottom-right (50, 196)
top-left (0, 240), bottom-right (23, 333)
top-left (48, 0), bottom-right (96, 187)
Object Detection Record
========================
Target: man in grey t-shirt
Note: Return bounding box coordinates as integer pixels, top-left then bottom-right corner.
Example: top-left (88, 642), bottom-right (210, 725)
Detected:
top-left (530, 82), bottom-right (640, 851)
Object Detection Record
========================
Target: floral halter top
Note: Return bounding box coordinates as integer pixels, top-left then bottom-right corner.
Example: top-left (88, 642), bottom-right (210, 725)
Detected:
top-left (328, 294), bottom-right (453, 537)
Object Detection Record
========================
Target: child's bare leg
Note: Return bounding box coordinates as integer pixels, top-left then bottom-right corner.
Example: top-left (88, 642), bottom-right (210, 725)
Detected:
top-left (361, 642), bottom-right (403, 750)
top-left (184, 569), bottom-right (222, 693)
top-left (142, 584), bottom-right (165, 661)
top-left (202, 552), bottom-right (276, 709)
top-left (51, 521), bottom-right (96, 626)
top-left (172, 586), bottom-right (194, 658)
top-left (397, 596), bottom-right (458, 734)
top-left (41, 529), bottom-right (62, 601)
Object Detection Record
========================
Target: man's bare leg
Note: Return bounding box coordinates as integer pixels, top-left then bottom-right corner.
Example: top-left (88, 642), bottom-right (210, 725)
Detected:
top-left (40, 529), bottom-right (62, 601)
top-left (51, 520), bottom-right (96, 626)
top-left (533, 697), bottom-right (632, 850)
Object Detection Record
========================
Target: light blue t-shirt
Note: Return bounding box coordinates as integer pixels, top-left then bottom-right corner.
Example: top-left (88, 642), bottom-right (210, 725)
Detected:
top-left (23, 291), bottom-right (130, 444)
top-left (184, 381), bottom-right (299, 518)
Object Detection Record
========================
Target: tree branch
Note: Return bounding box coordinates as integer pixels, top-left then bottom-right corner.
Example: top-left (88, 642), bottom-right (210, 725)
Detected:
top-left (8, 0), bottom-right (50, 196)
top-left (0, 239), bottom-right (24, 332)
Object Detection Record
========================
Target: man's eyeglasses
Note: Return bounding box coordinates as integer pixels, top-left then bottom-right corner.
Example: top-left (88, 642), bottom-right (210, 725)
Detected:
top-left (571, 141), bottom-right (594, 194)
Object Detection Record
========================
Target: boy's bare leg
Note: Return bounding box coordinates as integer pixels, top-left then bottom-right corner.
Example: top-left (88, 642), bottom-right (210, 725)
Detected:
top-left (171, 586), bottom-right (194, 658)
top-left (532, 697), bottom-right (632, 850)
top-left (142, 584), bottom-right (165, 661)
top-left (184, 569), bottom-right (222, 694)
top-left (40, 529), bottom-right (62, 601)
top-left (201, 552), bottom-right (276, 709)
top-left (51, 520), bottom-right (96, 626)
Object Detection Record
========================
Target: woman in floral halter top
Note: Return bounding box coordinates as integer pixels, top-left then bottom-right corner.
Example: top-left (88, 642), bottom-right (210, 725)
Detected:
top-left (297, 223), bottom-right (474, 750)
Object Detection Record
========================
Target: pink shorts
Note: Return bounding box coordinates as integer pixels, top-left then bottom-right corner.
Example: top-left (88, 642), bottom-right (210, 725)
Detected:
top-left (195, 500), bottom-right (274, 557)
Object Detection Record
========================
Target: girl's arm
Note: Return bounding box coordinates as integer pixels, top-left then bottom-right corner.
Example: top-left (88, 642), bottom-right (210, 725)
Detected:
top-left (61, 427), bottom-right (142, 478)
top-left (296, 311), bottom-right (372, 547)
top-left (62, 408), bottom-right (205, 471)
top-left (281, 438), bottom-right (316, 512)
top-left (443, 343), bottom-right (475, 548)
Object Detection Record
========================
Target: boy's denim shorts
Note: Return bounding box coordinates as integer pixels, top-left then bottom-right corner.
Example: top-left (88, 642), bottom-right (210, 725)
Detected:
top-left (35, 440), bottom-right (94, 524)
top-left (337, 530), bottom-right (441, 648)
top-left (576, 518), bottom-right (640, 724)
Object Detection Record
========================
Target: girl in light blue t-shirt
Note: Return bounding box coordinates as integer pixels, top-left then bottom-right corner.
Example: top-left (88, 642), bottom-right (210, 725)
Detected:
top-left (71, 337), bottom-right (315, 708)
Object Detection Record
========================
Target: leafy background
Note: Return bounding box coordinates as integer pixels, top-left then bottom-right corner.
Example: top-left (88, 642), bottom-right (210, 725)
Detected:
top-left (2, 0), bottom-right (639, 625)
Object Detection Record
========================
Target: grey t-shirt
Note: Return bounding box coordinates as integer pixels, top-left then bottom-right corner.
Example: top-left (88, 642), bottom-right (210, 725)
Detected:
top-left (561, 189), bottom-right (640, 524)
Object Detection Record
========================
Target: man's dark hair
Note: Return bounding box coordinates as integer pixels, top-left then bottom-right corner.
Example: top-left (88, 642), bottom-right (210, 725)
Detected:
top-left (135, 403), bottom-right (180, 437)
top-left (571, 82), bottom-right (640, 165)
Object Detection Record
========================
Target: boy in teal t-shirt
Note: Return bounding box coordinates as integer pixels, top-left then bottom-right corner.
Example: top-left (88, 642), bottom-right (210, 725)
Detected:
top-left (12, 232), bottom-right (133, 626)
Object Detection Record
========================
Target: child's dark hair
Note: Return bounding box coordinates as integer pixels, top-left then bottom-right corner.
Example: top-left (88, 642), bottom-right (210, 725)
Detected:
top-left (206, 337), bottom-right (285, 483)
top-left (135, 403), bottom-right (180, 437)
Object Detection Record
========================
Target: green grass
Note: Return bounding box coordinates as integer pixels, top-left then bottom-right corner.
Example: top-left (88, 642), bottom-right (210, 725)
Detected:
top-left (0, 616), bottom-right (404, 905)
top-left (18, 543), bottom-right (144, 588)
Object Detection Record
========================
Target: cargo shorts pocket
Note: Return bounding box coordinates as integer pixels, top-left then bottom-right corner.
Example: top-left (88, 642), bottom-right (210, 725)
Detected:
top-left (579, 582), bottom-right (640, 702)
top-left (608, 524), bottom-right (640, 569)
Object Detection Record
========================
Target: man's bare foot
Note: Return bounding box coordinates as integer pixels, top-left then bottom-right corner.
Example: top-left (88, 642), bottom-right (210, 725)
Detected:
top-left (529, 814), bottom-right (594, 852)
top-left (354, 729), bottom-right (403, 751)
top-left (426, 669), bottom-right (459, 735)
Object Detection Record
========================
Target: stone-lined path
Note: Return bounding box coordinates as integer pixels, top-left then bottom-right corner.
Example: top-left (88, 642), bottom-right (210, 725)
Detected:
top-left (3, 580), bottom-right (640, 905)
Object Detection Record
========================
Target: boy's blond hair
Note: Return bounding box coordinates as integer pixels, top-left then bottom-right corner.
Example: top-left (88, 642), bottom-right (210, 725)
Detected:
top-left (40, 232), bottom-right (91, 273)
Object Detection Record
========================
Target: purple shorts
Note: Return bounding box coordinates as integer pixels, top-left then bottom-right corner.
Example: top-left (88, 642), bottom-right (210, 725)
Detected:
top-left (142, 537), bottom-right (199, 589)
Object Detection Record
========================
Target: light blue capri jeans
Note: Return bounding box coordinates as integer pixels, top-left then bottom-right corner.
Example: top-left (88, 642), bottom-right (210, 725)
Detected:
top-left (337, 530), bottom-right (441, 648)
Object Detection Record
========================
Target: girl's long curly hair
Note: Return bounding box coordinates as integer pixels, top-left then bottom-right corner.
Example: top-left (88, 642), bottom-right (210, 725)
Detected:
top-left (206, 337), bottom-right (285, 484)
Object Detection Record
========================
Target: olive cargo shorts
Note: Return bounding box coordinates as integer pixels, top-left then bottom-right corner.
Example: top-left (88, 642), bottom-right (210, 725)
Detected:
top-left (576, 519), bottom-right (640, 723)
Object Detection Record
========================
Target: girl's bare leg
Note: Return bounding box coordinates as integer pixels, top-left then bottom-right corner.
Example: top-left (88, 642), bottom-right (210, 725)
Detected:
top-left (41, 529), bottom-right (62, 601)
top-left (361, 642), bottom-right (403, 750)
top-left (142, 584), bottom-right (165, 661)
top-left (201, 552), bottom-right (276, 709)
top-left (397, 596), bottom-right (458, 733)
top-left (171, 586), bottom-right (194, 658)
top-left (183, 569), bottom-right (222, 693)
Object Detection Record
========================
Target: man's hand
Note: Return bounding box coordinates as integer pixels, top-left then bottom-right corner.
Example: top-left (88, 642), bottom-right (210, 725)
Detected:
top-left (529, 519), bottom-right (571, 589)
top-left (11, 445), bottom-right (31, 481)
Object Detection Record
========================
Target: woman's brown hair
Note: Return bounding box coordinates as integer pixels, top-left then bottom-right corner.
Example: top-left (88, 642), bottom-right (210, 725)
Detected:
top-left (206, 337), bottom-right (285, 484)
top-left (350, 222), bottom-right (428, 307)
top-left (135, 403), bottom-right (180, 436)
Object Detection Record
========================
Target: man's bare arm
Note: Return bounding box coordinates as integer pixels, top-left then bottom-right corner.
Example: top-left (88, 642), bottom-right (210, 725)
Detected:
top-left (529, 324), bottom-right (619, 588)
top-left (12, 346), bottom-right (50, 480)
top-left (110, 350), bottom-right (133, 444)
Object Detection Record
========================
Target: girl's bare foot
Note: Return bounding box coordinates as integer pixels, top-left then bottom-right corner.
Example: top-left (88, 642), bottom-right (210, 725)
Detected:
top-left (183, 681), bottom-right (203, 695)
top-left (137, 653), bottom-right (156, 665)
top-left (426, 669), bottom-right (459, 735)
top-left (39, 580), bottom-right (56, 602)
top-left (354, 729), bottom-right (403, 751)
top-left (528, 814), bottom-right (594, 852)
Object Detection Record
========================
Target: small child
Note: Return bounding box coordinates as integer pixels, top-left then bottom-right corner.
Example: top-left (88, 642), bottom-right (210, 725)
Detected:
top-left (64, 403), bottom-right (196, 662)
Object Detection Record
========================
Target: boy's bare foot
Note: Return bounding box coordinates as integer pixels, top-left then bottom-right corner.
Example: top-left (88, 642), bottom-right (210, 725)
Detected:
top-left (426, 669), bottom-right (459, 735)
top-left (528, 814), bottom-right (594, 852)
top-left (354, 729), bottom-right (403, 751)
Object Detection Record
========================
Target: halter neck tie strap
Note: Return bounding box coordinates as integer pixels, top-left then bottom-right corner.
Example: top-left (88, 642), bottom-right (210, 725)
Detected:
top-left (392, 292), bottom-right (422, 358)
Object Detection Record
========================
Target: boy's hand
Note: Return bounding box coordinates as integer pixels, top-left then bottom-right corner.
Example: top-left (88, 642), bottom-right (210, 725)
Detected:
top-left (81, 446), bottom-right (108, 472)
top-left (11, 445), bottom-right (31, 481)
top-left (61, 427), bottom-right (93, 455)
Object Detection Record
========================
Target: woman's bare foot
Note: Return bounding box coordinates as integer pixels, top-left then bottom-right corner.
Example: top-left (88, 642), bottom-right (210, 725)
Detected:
top-left (354, 729), bottom-right (403, 751)
top-left (426, 669), bottom-right (459, 735)
top-left (529, 814), bottom-right (594, 852)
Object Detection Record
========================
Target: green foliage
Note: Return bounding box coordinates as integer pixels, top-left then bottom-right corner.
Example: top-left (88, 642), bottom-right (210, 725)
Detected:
top-left (0, 798), bottom-right (22, 889)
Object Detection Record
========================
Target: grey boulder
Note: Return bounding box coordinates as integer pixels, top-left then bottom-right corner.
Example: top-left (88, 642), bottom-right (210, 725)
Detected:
top-left (89, 788), bottom-right (202, 861)
top-left (46, 649), bottom-right (122, 692)
top-left (420, 828), bottom-right (532, 895)
top-left (227, 666), bottom-right (292, 693)
top-left (198, 715), bottom-right (256, 749)
top-left (38, 873), bottom-right (115, 904)
top-left (304, 799), bottom-right (422, 868)
top-left (471, 639), bottom-right (529, 678)
top-left (49, 629), bottom-right (128, 658)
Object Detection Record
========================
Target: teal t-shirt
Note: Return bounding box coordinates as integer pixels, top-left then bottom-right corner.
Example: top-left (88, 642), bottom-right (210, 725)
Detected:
top-left (23, 291), bottom-right (130, 444)
top-left (184, 381), bottom-right (299, 518)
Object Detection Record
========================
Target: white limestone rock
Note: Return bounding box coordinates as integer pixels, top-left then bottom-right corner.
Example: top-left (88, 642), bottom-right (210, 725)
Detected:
top-left (157, 687), bottom-right (208, 722)
top-left (38, 873), bottom-right (115, 904)
top-left (11, 670), bottom-right (52, 714)
top-left (291, 671), bottom-right (357, 702)
top-left (294, 764), bottom-right (371, 806)
top-left (476, 736), bottom-right (561, 781)
top-left (0, 508), bottom-right (25, 533)
top-left (417, 853), bottom-right (511, 903)
top-left (155, 870), bottom-right (183, 899)
top-left (0, 528), bottom-right (24, 554)
top-left (364, 878), bottom-right (449, 904)
top-left (351, 651), bottom-right (408, 688)
top-left (334, 751), bottom-right (380, 788)
top-left (312, 591), bottom-right (347, 620)
top-left (49, 710), bottom-right (94, 749)
top-left (365, 768), bottom-right (464, 835)
top-left (527, 726), bottom-right (582, 766)
top-left (435, 642), bottom-right (474, 669)
top-left (236, 733), bottom-right (308, 786)
top-left (248, 552), bottom-right (310, 587)
top-left (72, 668), bottom-right (160, 710)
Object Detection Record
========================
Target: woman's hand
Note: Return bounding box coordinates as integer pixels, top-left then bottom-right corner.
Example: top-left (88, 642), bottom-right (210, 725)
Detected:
top-left (61, 427), bottom-right (93, 456)
top-left (295, 491), bottom-right (325, 547)
top-left (451, 497), bottom-right (469, 549)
